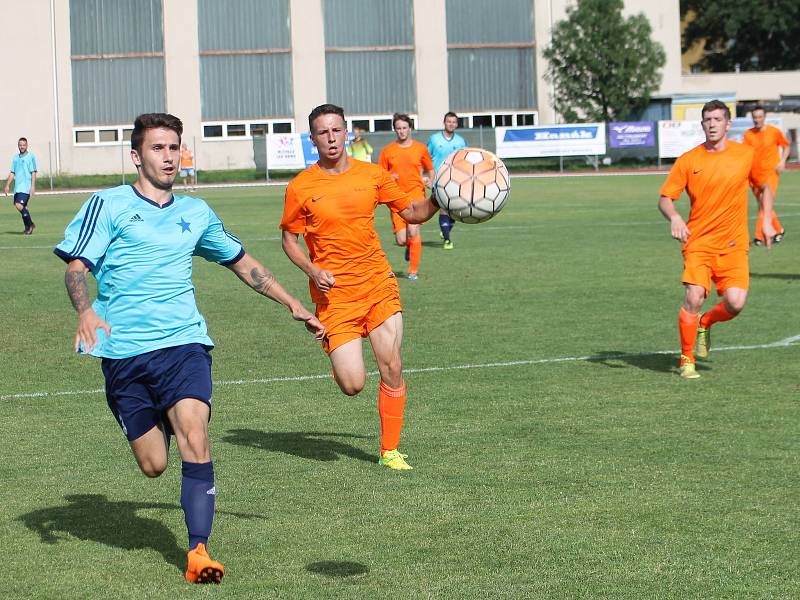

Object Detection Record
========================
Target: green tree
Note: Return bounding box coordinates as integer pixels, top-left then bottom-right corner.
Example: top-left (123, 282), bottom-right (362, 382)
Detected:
top-left (543, 0), bottom-right (665, 123)
top-left (682, 0), bottom-right (800, 72)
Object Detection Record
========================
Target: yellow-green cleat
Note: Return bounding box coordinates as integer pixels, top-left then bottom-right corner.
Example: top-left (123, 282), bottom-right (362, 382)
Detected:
top-left (443, 240), bottom-right (454, 250)
top-left (679, 355), bottom-right (701, 379)
top-left (379, 449), bottom-right (413, 470)
top-left (696, 323), bottom-right (710, 358)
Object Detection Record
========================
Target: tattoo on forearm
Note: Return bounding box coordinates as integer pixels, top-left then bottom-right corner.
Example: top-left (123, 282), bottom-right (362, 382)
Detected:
top-left (249, 267), bottom-right (275, 295)
top-left (65, 271), bottom-right (92, 313)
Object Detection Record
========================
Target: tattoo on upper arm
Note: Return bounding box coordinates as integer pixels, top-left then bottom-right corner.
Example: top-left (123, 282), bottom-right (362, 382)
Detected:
top-left (65, 271), bottom-right (92, 313)
top-left (249, 267), bottom-right (276, 295)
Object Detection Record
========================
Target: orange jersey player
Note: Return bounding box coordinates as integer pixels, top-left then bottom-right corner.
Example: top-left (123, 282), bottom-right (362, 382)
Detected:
top-left (378, 113), bottom-right (435, 280)
top-left (280, 104), bottom-right (441, 470)
top-left (742, 105), bottom-right (789, 245)
top-left (658, 99), bottom-right (774, 379)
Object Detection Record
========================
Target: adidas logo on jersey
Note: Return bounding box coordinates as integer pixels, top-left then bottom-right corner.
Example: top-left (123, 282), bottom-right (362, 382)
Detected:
top-left (129, 214), bottom-right (144, 222)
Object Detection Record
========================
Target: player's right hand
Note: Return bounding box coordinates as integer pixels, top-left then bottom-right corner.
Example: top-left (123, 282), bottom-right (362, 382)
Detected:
top-left (670, 216), bottom-right (690, 243)
top-left (75, 309), bottom-right (111, 352)
top-left (309, 266), bottom-right (335, 292)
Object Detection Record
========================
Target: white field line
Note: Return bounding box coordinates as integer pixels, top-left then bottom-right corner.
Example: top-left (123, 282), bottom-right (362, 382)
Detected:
top-left (7, 210), bottom-right (800, 251)
top-left (2, 334), bottom-right (798, 402)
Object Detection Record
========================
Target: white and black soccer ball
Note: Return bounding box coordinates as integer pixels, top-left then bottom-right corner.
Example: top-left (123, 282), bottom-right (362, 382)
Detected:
top-left (432, 147), bottom-right (510, 223)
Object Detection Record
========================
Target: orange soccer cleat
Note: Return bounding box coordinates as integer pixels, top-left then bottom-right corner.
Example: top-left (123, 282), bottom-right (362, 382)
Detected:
top-left (185, 543), bottom-right (224, 584)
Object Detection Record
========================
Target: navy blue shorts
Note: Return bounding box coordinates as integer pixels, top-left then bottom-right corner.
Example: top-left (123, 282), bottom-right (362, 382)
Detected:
top-left (13, 193), bottom-right (30, 206)
top-left (101, 343), bottom-right (213, 442)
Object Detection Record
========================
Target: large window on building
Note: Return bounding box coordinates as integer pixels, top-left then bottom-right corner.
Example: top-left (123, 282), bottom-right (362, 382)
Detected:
top-left (324, 0), bottom-right (415, 115)
top-left (70, 0), bottom-right (166, 127)
top-left (446, 0), bottom-right (536, 113)
top-left (198, 0), bottom-right (293, 126)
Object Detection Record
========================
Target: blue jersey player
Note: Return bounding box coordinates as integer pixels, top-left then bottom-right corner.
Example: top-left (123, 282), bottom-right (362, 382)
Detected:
top-left (54, 113), bottom-right (326, 584)
top-left (4, 137), bottom-right (38, 234)
top-left (427, 112), bottom-right (466, 249)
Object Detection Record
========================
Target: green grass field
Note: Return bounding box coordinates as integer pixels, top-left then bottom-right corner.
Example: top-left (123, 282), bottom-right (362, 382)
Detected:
top-left (1, 173), bottom-right (798, 599)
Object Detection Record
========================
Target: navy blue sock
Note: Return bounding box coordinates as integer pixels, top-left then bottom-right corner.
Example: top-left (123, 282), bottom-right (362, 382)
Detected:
top-left (181, 461), bottom-right (215, 550)
top-left (439, 215), bottom-right (452, 241)
top-left (20, 208), bottom-right (32, 229)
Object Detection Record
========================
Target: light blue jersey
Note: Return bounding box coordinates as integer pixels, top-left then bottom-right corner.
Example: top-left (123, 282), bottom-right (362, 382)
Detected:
top-left (427, 131), bottom-right (467, 172)
top-left (54, 185), bottom-right (244, 359)
top-left (11, 152), bottom-right (37, 193)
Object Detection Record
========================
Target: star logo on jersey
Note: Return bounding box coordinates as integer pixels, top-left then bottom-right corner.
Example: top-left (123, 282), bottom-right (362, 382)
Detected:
top-left (177, 217), bottom-right (191, 233)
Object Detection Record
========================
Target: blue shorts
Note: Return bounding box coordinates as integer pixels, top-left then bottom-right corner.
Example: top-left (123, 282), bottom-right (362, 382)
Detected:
top-left (101, 343), bottom-right (213, 441)
top-left (13, 193), bottom-right (30, 206)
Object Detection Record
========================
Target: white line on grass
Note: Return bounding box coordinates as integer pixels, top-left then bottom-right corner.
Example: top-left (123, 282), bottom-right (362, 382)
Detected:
top-left (2, 334), bottom-right (798, 402)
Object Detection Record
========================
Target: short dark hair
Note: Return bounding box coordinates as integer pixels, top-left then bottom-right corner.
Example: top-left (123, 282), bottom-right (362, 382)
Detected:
top-left (18, 137), bottom-right (27, 143)
top-left (393, 113), bottom-right (413, 129)
top-left (308, 103), bottom-right (345, 133)
top-left (701, 99), bottom-right (731, 120)
top-left (131, 113), bottom-right (183, 153)
top-left (752, 104), bottom-right (766, 115)
top-left (444, 112), bottom-right (458, 121)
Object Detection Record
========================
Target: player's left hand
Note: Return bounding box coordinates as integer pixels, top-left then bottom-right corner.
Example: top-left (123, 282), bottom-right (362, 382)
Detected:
top-left (762, 221), bottom-right (776, 249)
top-left (291, 305), bottom-right (326, 340)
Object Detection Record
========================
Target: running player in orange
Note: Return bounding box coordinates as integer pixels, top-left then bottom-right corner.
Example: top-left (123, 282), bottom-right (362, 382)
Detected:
top-left (658, 99), bottom-right (775, 379)
top-left (280, 104), bottom-right (441, 470)
top-left (379, 113), bottom-right (435, 280)
top-left (743, 105), bottom-right (789, 246)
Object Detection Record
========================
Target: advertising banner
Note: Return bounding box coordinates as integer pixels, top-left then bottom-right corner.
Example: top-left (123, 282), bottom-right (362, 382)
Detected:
top-left (659, 118), bottom-right (784, 158)
top-left (266, 134), bottom-right (306, 170)
top-left (608, 122), bottom-right (655, 148)
top-left (495, 124), bottom-right (606, 158)
top-left (658, 121), bottom-right (705, 158)
top-left (728, 117), bottom-right (782, 143)
top-left (268, 133), bottom-right (355, 168)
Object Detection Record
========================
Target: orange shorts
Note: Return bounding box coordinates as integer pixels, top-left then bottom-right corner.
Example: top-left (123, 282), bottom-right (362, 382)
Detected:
top-left (390, 210), bottom-right (409, 234)
top-left (682, 249), bottom-right (748, 296)
top-left (750, 172), bottom-right (779, 196)
top-left (317, 276), bottom-right (402, 354)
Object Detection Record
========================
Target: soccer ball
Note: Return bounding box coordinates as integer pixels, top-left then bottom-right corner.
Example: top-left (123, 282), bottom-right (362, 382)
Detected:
top-left (432, 148), bottom-right (510, 223)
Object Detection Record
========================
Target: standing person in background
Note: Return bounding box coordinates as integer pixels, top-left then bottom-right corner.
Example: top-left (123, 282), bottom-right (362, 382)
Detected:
top-left (743, 105), bottom-right (789, 246)
top-left (379, 113), bottom-right (435, 280)
top-left (4, 137), bottom-right (38, 234)
top-left (657, 100), bottom-right (774, 379)
top-left (179, 143), bottom-right (196, 191)
top-left (347, 127), bottom-right (373, 162)
top-left (427, 112), bottom-right (467, 249)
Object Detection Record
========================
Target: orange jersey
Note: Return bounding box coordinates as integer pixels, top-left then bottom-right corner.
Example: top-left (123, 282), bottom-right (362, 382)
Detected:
top-left (180, 148), bottom-right (194, 168)
top-left (743, 125), bottom-right (789, 172)
top-left (280, 160), bottom-right (412, 305)
top-left (660, 141), bottom-right (765, 254)
top-left (378, 140), bottom-right (433, 199)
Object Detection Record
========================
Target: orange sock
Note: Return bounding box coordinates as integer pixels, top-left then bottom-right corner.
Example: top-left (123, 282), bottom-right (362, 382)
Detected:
top-left (408, 235), bottom-right (422, 275)
top-left (678, 307), bottom-right (700, 362)
top-left (378, 380), bottom-right (406, 454)
top-left (754, 208), bottom-right (765, 241)
top-left (700, 302), bottom-right (737, 329)
top-left (772, 212), bottom-right (783, 234)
